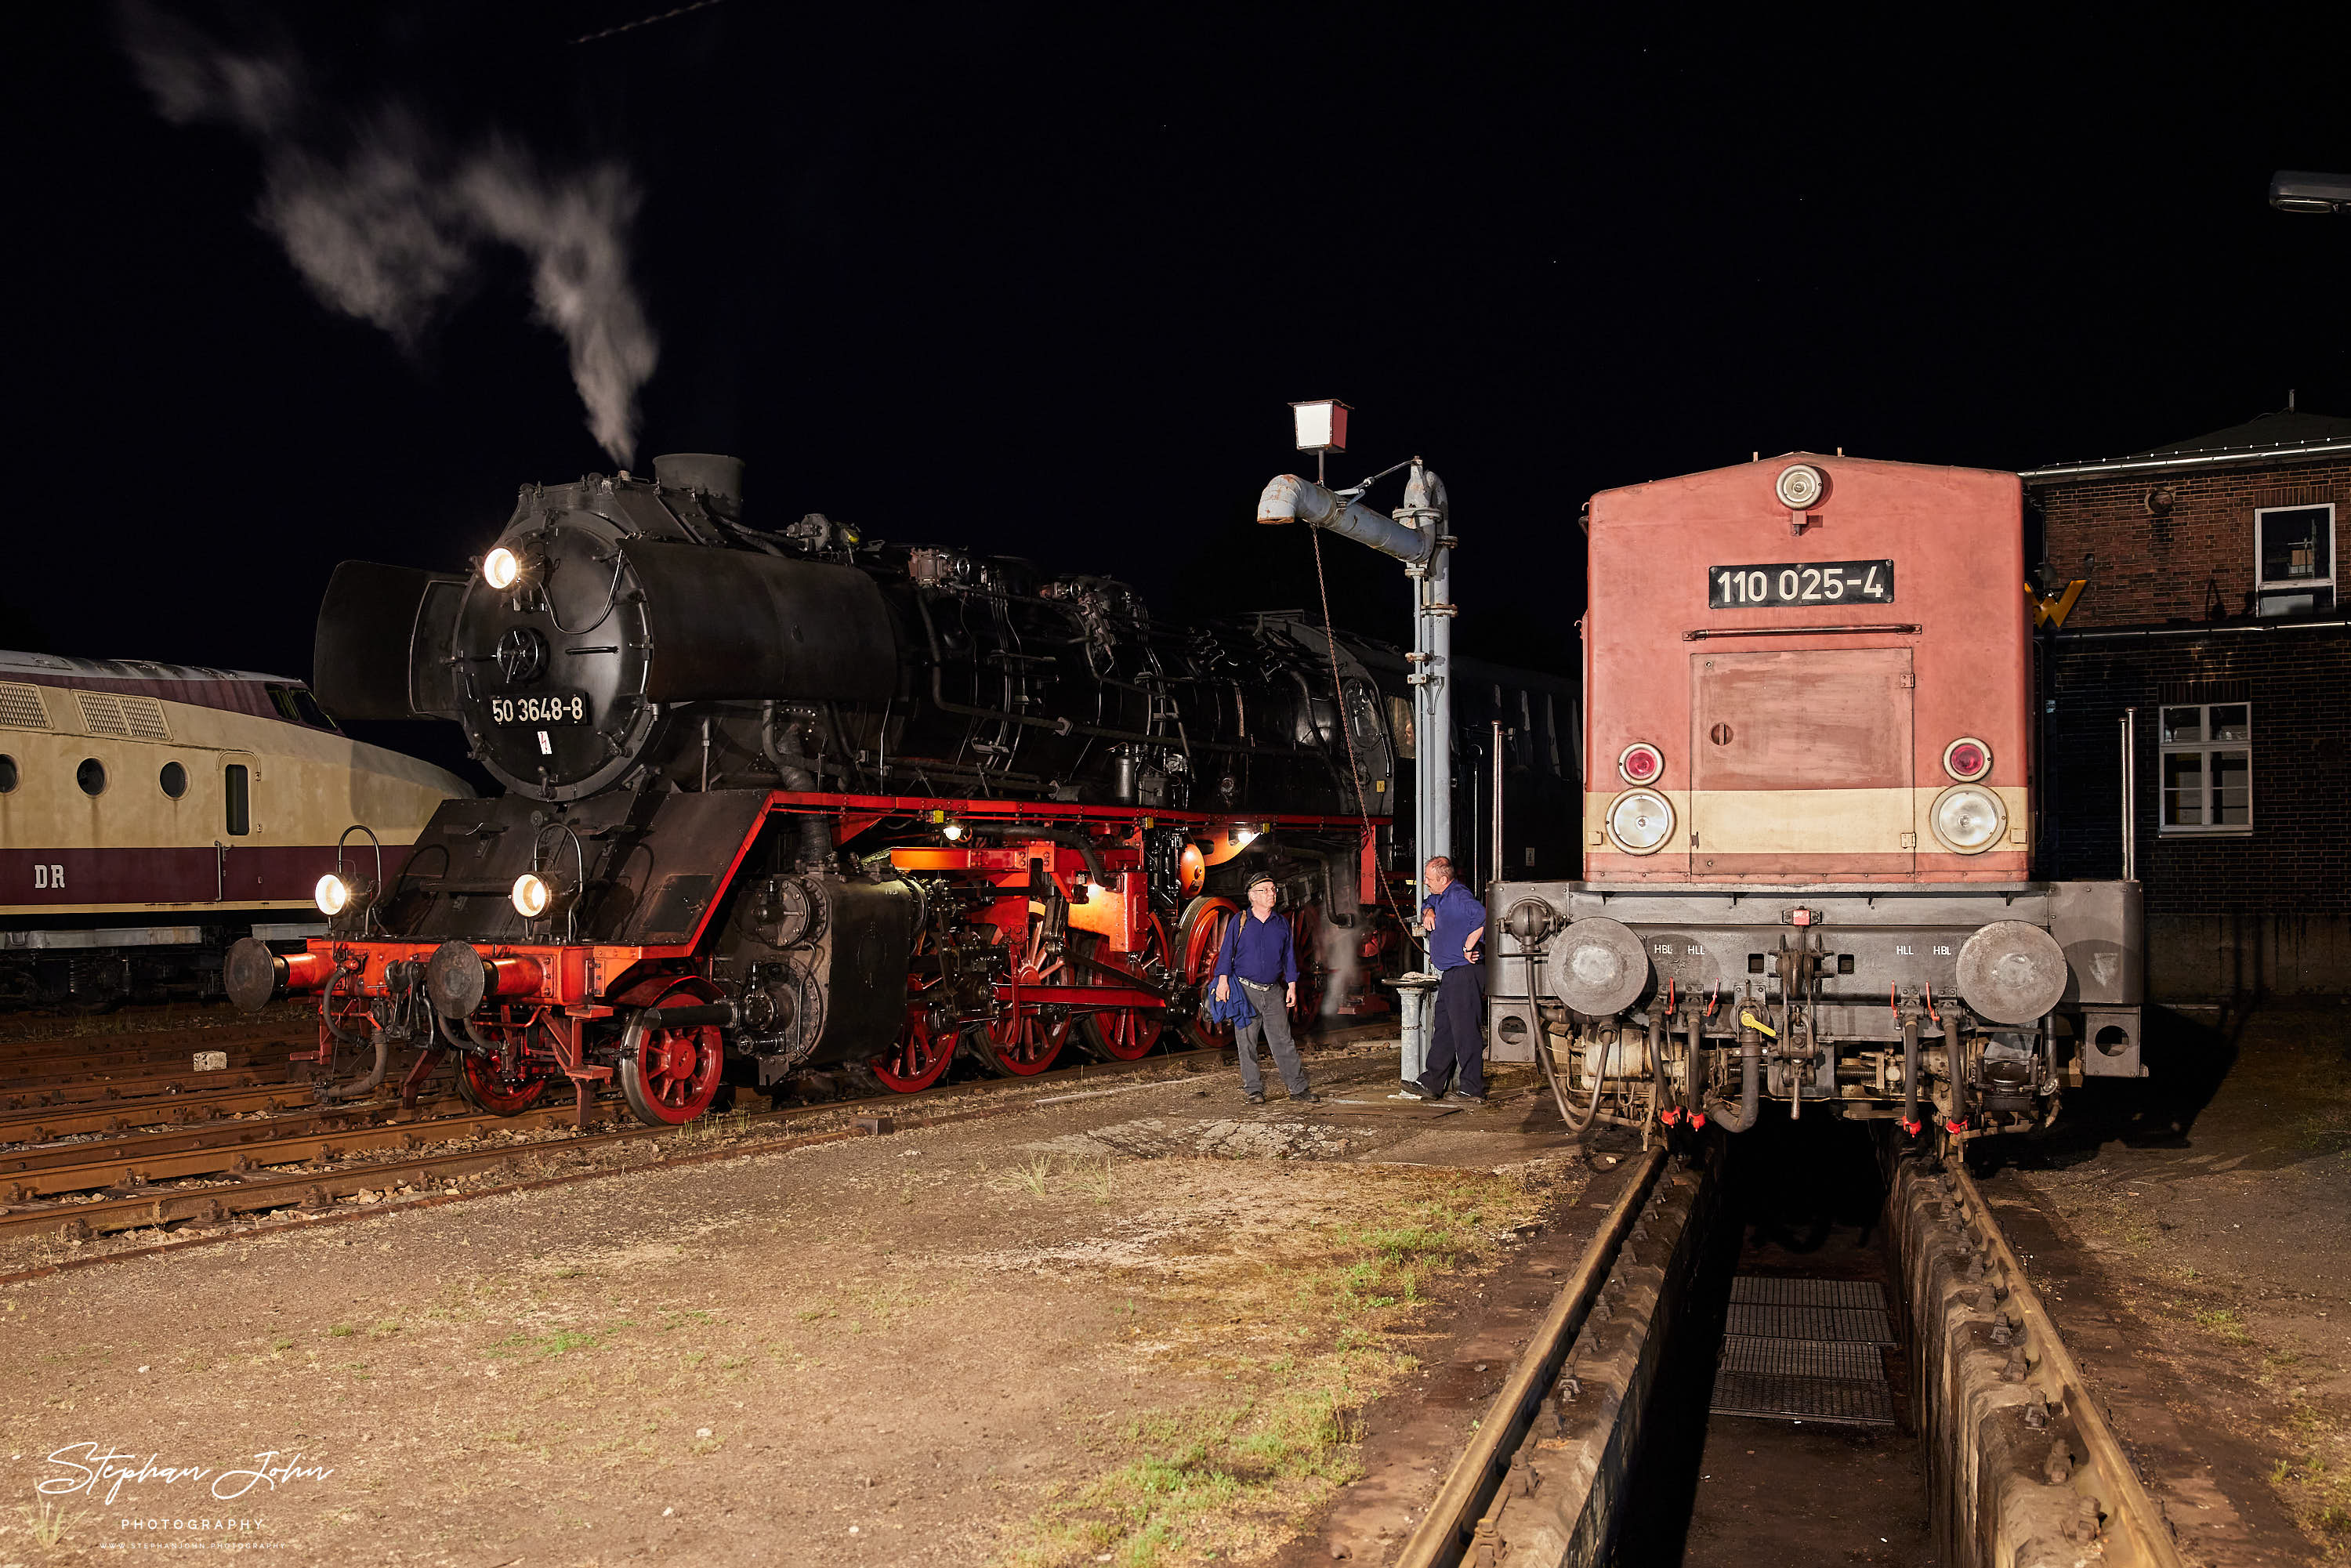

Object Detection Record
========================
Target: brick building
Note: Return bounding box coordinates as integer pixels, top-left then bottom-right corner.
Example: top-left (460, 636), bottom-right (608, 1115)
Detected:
top-left (2024, 407), bottom-right (2350, 998)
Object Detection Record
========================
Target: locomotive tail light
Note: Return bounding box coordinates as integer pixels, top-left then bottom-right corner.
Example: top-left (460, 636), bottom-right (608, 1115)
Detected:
top-left (1929, 784), bottom-right (2007, 854)
top-left (1942, 737), bottom-right (1993, 782)
top-left (1617, 742), bottom-right (1664, 785)
top-left (1603, 788), bottom-right (1675, 855)
top-left (483, 546), bottom-right (523, 591)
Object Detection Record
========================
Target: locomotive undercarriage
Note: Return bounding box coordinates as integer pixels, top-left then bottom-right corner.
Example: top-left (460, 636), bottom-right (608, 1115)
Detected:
top-left (1485, 880), bottom-right (2143, 1144)
top-left (234, 794), bottom-right (1400, 1127)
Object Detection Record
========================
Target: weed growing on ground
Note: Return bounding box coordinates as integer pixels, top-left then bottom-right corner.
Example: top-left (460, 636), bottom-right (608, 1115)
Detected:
top-left (995, 1167), bottom-right (1546, 1567)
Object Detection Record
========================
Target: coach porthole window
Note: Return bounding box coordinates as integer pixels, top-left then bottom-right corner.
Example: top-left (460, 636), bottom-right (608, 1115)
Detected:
top-left (76, 757), bottom-right (107, 796)
top-left (1604, 788), bottom-right (1675, 855)
top-left (1928, 784), bottom-right (2006, 854)
top-left (1941, 737), bottom-right (1993, 783)
top-left (159, 761), bottom-right (189, 799)
top-left (0, 754), bottom-right (16, 792)
top-left (1617, 742), bottom-right (1664, 785)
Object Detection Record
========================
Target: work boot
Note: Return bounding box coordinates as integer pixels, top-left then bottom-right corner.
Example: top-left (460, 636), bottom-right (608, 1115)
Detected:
top-left (1242, 1090), bottom-right (1266, 1105)
top-left (1290, 1091), bottom-right (1323, 1105)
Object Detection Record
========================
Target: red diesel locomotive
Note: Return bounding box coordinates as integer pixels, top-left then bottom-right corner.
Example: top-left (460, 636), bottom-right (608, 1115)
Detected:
top-left (226, 454), bottom-right (1580, 1122)
top-left (1484, 454), bottom-right (2143, 1142)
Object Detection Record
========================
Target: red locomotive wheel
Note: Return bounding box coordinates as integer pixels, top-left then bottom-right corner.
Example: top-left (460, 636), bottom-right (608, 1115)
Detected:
top-left (1074, 920), bottom-right (1172, 1062)
top-left (872, 993), bottom-right (956, 1093)
top-left (1175, 896), bottom-right (1241, 1051)
top-left (456, 1048), bottom-right (549, 1116)
top-left (619, 990), bottom-right (725, 1125)
top-left (969, 1001), bottom-right (1074, 1075)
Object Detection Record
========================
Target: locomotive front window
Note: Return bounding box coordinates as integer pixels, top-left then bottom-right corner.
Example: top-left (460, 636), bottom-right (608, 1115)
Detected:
top-left (2158, 702), bottom-right (2252, 835)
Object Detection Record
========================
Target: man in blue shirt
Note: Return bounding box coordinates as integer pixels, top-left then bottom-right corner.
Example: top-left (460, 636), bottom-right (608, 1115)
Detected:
top-left (1212, 872), bottom-right (1320, 1105)
top-left (1403, 855), bottom-right (1489, 1104)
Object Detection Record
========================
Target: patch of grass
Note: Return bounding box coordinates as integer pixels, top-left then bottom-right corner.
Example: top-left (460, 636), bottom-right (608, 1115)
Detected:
top-left (2193, 1306), bottom-right (2255, 1346)
top-left (328, 1324), bottom-right (357, 1338)
top-left (1009, 1154), bottom-right (1057, 1197)
top-left (994, 1168), bottom-right (1534, 1566)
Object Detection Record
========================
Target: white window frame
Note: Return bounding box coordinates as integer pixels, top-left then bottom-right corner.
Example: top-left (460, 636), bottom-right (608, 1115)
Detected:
top-left (2253, 502), bottom-right (2335, 614)
top-left (2157, 701), bottom-right (2253, 837)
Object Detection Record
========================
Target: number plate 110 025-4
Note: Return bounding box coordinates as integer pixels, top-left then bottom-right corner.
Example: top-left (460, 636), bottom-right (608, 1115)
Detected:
top-left (1709, 559), bottom-right (1894, 608)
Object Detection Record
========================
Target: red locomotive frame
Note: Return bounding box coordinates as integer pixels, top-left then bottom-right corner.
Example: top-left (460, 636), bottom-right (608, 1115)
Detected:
top-left (287, 791), bottom-right (1388, 1125)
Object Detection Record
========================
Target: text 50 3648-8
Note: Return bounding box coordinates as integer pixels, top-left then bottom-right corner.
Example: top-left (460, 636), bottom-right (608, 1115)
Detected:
top-left (490, 691), bottom-right (589, 726)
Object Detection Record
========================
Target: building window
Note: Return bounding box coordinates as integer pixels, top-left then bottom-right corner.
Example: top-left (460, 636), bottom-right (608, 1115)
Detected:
top-left (2158, 703), bottom-right (2251, 834)
top-left (2254, 504), bottom-right (2335, 617)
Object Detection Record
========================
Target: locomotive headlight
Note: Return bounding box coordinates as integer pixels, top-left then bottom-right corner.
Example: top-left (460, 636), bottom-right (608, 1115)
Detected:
top-left (511, 872), bottom-right (561, 918)
top-left (314, 873), bottom-right (376, 918)
top-left (1929, 784), bottom-right (2007, 854)
top-left (483, 546), bottom-right (523, 591)
top-left (1775, 462), bottom-right (1828, 509)
top-left (1604, 788), bottom-right (1675, 855)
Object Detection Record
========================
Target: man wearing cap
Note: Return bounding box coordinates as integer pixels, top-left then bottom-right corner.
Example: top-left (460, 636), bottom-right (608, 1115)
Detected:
top-left (1402, 856), bottom-right (1489, 1105)
top-left (1212, 873), bottom-right (1320, 1105)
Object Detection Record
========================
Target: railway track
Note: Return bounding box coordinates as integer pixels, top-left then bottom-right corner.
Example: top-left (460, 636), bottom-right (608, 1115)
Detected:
top-left (0, 1032), bottom-right (1338, 1276)
top-left (1391, 1135), bottom-right (2187, 1568)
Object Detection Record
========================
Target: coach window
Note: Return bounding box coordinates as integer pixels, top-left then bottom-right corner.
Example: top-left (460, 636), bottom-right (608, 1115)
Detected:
top-left (2254, 505), bottom-right (2335, 617)
top-left (76, 758), bottom-right (107, 795)
top-left (159, 761), bottom-right (188, 798)
top-left (0, 754), bottom-right (16, 792)
top-left (2159, 704), bottom-right (2251, 834)
top-left (224, 763), bottom-right (251, 836)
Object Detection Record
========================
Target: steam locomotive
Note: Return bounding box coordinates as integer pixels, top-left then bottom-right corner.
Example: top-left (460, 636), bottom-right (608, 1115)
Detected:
top-left (1483, 454), bottom-right (2143, 1144)
top-left (229, 454), bottom-right (1578, 1123)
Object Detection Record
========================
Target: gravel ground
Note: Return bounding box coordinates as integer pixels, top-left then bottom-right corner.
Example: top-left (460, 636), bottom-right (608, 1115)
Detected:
top-left (0, 1045), bottom-right (1587, 1567)
top-left (1983, 999), bottom-right (2351, 1563)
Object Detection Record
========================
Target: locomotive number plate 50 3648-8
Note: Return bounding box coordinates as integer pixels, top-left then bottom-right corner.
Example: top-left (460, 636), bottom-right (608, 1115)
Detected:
top-left (1709, 559), bottom-right (1895, 607)
top-left (490, 691), bottom-right (590, 726)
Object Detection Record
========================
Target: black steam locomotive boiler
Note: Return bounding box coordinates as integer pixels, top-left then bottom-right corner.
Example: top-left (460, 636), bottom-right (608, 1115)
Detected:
top-left (227, 454), bottom-right (1579, 1124)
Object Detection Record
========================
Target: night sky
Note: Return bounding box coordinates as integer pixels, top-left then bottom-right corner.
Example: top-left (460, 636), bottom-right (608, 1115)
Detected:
top-left (5, 4), bottom-right (2346, 712)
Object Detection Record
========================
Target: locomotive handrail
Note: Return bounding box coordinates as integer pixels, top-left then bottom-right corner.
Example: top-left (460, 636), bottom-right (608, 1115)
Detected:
top-left (1681, 622), bottom-right (1921, 639)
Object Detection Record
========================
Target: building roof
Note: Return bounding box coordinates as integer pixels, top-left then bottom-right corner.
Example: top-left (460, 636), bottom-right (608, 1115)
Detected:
top-left (2022, 407), bottom-right (2351, 482)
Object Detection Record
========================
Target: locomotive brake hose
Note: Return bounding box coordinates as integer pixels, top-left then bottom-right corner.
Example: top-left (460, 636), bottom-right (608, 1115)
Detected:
top-left (1705, 1028), bottom-right (1763, 1132)
top-left (1647, 1012), bottom-right (1669, 1124)
top-left (1527, 948), bottom-right (1603, 1137)
top-left (1943, 1012), bottom-right (1969, 1126)
top-left (316, 969), bottom-right (389, 1102)
top-left (1901, 1012), bottom-right (1922, 1131)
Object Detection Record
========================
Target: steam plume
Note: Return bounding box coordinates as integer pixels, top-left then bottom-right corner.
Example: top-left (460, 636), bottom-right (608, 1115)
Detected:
top-left (120, 5), bottom-right (658, 465)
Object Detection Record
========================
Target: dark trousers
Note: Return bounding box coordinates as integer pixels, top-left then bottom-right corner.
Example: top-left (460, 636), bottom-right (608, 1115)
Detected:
top-left (1418, 963), bottom-right (1487, 1099)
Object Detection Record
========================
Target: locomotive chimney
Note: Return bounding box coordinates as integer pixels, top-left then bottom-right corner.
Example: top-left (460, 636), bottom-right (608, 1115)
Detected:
top-left (654, 453), bottom-right (747, 517)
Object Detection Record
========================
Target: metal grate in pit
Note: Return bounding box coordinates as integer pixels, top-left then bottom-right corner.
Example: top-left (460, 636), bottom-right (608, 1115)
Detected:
top-left (1711, 1275), bottom-right (1899, 1427)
